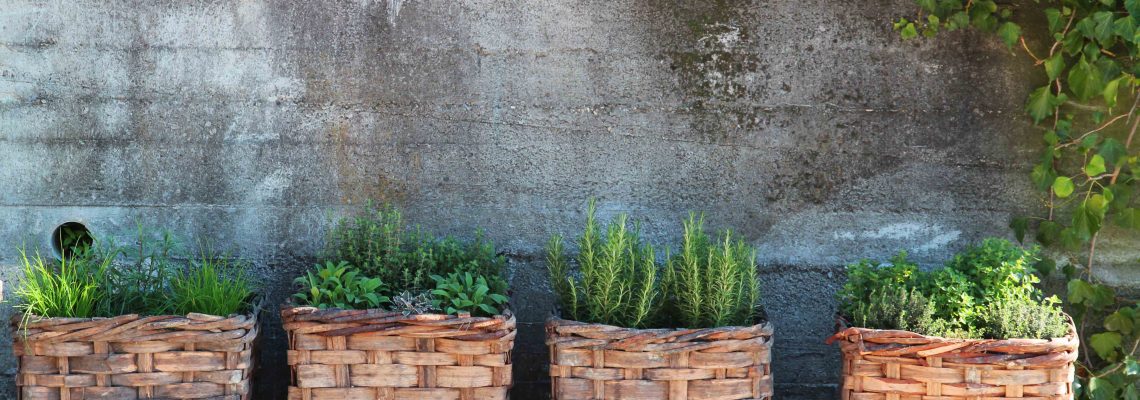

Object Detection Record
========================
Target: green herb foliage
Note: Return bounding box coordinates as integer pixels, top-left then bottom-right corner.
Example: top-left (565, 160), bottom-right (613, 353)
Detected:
top-left (547, 200), bottom-right (660, 328)
top-left (430, 272), bottom-right (509, 317)
top-left (661, 213), bottom-right (760, 328)
top-left (293, 261), bottom-right (390, 310)
top-left (14, 248), bottom-right (112, 319)
top-left (839, 239), bottom-right (1068, 340)
top-left (169, 248), bottom-right (253, 316)
top-left (323, 203), bottom-right (508, 296)
top-left (13, 227), bottom-right (255, 319)
top-left (893, 2), bottom-right (1140, 394)
top-left (548, 202), bottom-right (763, 329)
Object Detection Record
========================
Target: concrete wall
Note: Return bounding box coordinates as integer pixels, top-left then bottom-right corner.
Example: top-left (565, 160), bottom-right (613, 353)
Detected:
top-left (2, 0), bottom-right (1137, 398)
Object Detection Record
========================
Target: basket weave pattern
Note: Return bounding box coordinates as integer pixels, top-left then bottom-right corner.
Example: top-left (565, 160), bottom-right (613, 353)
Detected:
top-left (829, 327), bottom-right (1079, 400)
top-left (546, 318), bottom-right (774, 400)
top-left (281, 306), bottom-right (516, 400)
top-left (13, 312), bottom-right (258, 400)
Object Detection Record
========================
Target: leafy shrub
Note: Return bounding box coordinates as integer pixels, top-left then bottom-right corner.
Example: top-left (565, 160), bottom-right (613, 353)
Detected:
top-left (101, 228), bottom-right (179, 316)
top-left (661, 213), bottom-right (760, 328)
top-left (169, 248), bottom-right (253, 316)
top-left (547, 200), bottom-right (659, 328)
top-left (838, 238), bottom-right (1068, 339)
top-left (293, 261), bottom-right (389, 310)
top-left (323, 203), bottom-right (507, 296)
top-left (430, 272), bottom-right (508, 317)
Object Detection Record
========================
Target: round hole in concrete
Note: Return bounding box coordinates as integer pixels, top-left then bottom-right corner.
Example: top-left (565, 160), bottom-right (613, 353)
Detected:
top-left (52, 222), bottom-right (93, 259)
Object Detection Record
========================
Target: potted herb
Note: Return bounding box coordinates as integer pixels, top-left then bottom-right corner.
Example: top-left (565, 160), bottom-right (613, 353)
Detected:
top-left (546, 201), bottom-right (773, 400)
top-left (12, 228), bottom-right (258, 400)
top-left (827, 238), bottom-right (1077, 399)
top-left (282, 203), bottom-right (514, 400)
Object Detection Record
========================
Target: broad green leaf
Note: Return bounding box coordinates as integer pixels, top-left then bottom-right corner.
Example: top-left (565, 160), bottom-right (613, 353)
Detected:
top-left (1010, 217), bottom-right (1029, 242)
top-left (1034, 257), bottom-right (1056, 277)
top-left (1032, 163), bottom-right (1056, 191)
top-left (1090, 332), bottom-right (1123, 360)
top-left (1093, 11), bottom-right (1118, 45)
top-left (1100, 138), bottom-right (1128, 165)
top-left (998, 22), bottom-right (1021, 49)
top-left (1116, 16), bottom-right (1137, 41)
top-left (917, 0), bottom-right (937, 12)
top-left (1089, 376), bottom-right (1118, 400)
top-left (1130, 0), bottom-right (1140, 17)
top-left (900, 23), bottom-right (918, 39)
top-left (1126, 384), bottom-right (1140, 400)
top-left (1044, 54), bottom-right (1065, 81)
top-left (1069, 279), bottom-right (1095, 305)
top-left (1070, 57), bottom-right (1105, 101)
top-left (1036, 220), bottom-right (1061, 246)
top-left (1104, 77), bottom-right (1122, 107)
top-left (947, 11), bottom-right (970, 30)
top-left (1106, 310), bottom-right (1136, 335)
top-left (1053, 176), bottom-right (1075, 198)
top-left (1046, 8), bottom-right (1064, 33)
top-left (1086, 154), bottom-right (1107, 177)
top-left (1026, 86), bottom-right (1065, 123)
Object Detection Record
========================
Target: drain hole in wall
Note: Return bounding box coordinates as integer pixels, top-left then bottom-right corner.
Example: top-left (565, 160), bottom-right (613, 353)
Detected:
top-left (52, 222), bottom-right (93, 259)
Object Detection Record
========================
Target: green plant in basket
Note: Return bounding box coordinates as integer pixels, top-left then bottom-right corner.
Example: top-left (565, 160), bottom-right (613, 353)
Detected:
top-left (660, 212), bottom-right (760, 328)
top-left (14, 247), bottom-right (114, 319)
top-left (169, 246), bottom-right (253, 316)
top-left (294, 261), bottom-right (389, 310)
top-left (430, 271), bottom-right (508, 317)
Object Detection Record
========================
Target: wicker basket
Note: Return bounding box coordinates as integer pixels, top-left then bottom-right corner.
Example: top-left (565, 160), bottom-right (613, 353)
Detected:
top-left (281, 306), bottom-right (516, 400)
top-left (13, 312), bottom-right (258, 400)
top-left (546, 317), bottom-right (774, 400)
top-left (828, 327), bottom-right (1079, 400)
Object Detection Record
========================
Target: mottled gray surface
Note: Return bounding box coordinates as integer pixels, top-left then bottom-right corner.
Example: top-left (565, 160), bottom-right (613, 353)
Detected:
top-left (1, 0), bottom-right (1137, 398)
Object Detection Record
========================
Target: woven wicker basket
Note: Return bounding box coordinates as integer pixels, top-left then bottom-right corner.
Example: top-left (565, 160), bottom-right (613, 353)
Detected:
top-left (281, 306), bottom-right (516, 400)
top-left (828, 326), bottom-right (1079, 400)
top-left (13, 312), bottom-right (258, 400)
top-left (546, 317), bottom-right (774, 400)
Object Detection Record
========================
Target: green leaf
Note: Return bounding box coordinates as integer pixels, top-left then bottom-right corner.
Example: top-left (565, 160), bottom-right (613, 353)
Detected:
top-left (1116, 16), bottom-right (1137, 42)
top-left (948, 11), bottom-right (970, 30)
top-left (1026, 86), bottom-right (1065, 123)
top-left (1046, 8), bottom-right (1064, 33)
top-left (1093, 11), bottom-right (1118, 45)
top-left (1032, 162), bottom-right (1057, 191)
top-left (1070, 57), bottom-right (1105, 101)
top-left (1034, 257), bottom-right (1056, 277)
top-left (1069, 279), bottom-right (1096, 305)
top-left (1089, 376), bottom-right (1118, 400)
top-left (1106, 310), bottom-right (1135, 335)
top-left (1044, 54), bottom-right (1065, 81)
top-left (1036, 220), bottom-right (1062, 246)
top-left (916, 0), bottom-right (937, 12)
top-left (1090, 332), bottom-right (1123, 360)
top-left (1010, 217), bottom-right (1029, 243)
top-left (998, 22), bottom-right (1022, 49)
top-left (1129, 0), bottom-right (1140, 17)
top-left (1126, 356), bottom-right (1140, 375)
top-left (1126, 384), bottom-right (1140, 400)
top-left (1100, 138), bottom-right (1128, 165)
top-left (1103, 0), bottom-right (1117, 6)
top-left (1053, 176), bottom-right (1075, 198)
top-left (1086, 154), bottom-right (1107, 177)
top-left (1104, 77), bottom-right (1122, 107)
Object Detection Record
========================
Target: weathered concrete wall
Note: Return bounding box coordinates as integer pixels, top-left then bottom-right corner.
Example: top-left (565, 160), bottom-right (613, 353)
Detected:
top-left (2, 0), bottom-right (1137, 398)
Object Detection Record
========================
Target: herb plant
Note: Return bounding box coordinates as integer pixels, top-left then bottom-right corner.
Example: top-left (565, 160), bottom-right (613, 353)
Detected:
top-left (547, 200), bottom-right (660, 328)
top-left (322, 203), bottom-right (508, 296)
top-left (12, 227), bottom-right (256, 319)
top-left (14, 248), bottom-right (113, 319)
top-left (293, 261), bottom-right (390, 310)
top-left (548, 201), bottom-right (763, 329)
top-left (169, 248), bottom-right (253, 316)
top-left (430, 272), bottom-right (509, 317)
top-left (661, 213), bottom-right (760, 328)
top-left (838, 239), bottom-right (1068, 340)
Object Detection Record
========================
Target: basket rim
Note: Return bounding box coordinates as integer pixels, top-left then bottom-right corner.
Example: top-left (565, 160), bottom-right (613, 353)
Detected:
top-left (546, 316), bottom-right (773, 337)
top-left (279, 303), bottom-right (515, 321)
top-left (827, 323), bottom-right (1079, 365)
